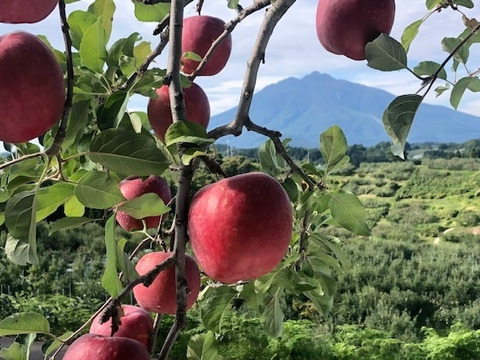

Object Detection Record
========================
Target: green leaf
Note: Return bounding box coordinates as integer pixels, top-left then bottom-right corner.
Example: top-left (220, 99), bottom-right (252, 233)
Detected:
top-left (63, 98), bottom-right (91, 150)
top-left (64, 195), bottom-right (86, 217)
top-left (164, 121), bottom-right (214, 147)
top-left (303, 273), bottom-right (336, 316)
top-left (88, 0), bottom-right (116, 42)
top-left (43, 331), bottom-right (74, 358)
top-left (201, 286), bottom-right (237, 333)
top-left (80, 20), bottom-right (108, 73)
top-left (67, 10), bottom-right (97, 50)
top-left (260, 288), bottom-right (284, 337)
top-left (258, 139), bottom-right (282, 176)
top-left (435, 84), bottom-right (450, 97)
top-left (425, 0), bottom-right (442, 10)
top-left (442, 37), bottom-right (469, 65)
top-left (311, 234), bottom-right (351, 269)
top-left (450, 76), bottom-right (480, 109)
top-left (102, 215), bottom-right (123, 297)
top-left (183, 51), bottom-right (203, 62)
top-left (365, 33), bottom-right (407, 71)
top-left (328, 192), bottom-right (370, 236)
top-left (36, 183), bottom-right (75, 222)
top-left (134, 2), bottom-right (170, 22)
top-left (401, 19), bottom-right (422, 53)
top-left (0, 341), bottom-right (26, 360)
top-left (282, 177), bottom-right (298, 203)
top-left (414, 61), bottom-right (447, 80)
top-left (181, 148), bottom-right (207, 166)
top-left (75, 170), bottom-right (125, 209)
top-left (117, 193), bottom-right (170, 219)
top-left (227, 0), bottom-right (240, 8)
top-left (0, 313), bottom-right (50, 336)
top-left (382, 94), bottom-right (423, 159)
top-left (49, 217), bottom-right (96, 235)
top-left (320, 125), bottom-right (348, 176)
top-left (97, 91), bottom-right (130, 130)
top-left (187, 331), bottom-right (223, 360)
top-left (455, 0), bottom-right (474, 8)
top-left (89, 128), bottom-right (170, 176)
top-left (116, 238), bottom-right (139, 283)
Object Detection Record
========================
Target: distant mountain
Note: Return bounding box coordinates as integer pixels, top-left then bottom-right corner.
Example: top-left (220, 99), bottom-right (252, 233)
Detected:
top-left (209, 72), bottom-right (480, 148)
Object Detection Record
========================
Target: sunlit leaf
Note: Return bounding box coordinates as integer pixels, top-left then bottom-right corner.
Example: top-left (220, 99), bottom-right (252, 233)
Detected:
top-left (67, 10), bottom-right (97, 50)
top-left (80, 20), bottom-right (107, 73)
top-left (36, 183), bottom-right (75, 222)
top-left (328, 191), bottom-right (370, 236)
top-left (320, 125), bottom-right (348, 176)
top-left (134, 2), bottom-right (170, 22)
top-left (75, 170), bottom-right (125, 209)
top-left (0, 313), bottom-right (50, 336)
top-left (401, 19), bottom-right (422, 53)
top-left (88, 0), bottom-right (116, 42)
top-left (117, 193), bottom-right (170, 219)
top-left (425, 0), bottom-right (442, 10)
top-left (365, 34), bottom-right (407, 71)
top-left (64, 195), bottom-right (86, 217)
top-left (164, 121), bottom-right (214, 147)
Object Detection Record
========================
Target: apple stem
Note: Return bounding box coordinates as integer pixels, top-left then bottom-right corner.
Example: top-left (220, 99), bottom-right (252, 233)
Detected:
top-left (45, 0), bottom-right (74, 158)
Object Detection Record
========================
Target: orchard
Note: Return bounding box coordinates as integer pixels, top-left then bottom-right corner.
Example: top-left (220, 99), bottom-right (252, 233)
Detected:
top-left (0, 0), bottom-right (479, 359)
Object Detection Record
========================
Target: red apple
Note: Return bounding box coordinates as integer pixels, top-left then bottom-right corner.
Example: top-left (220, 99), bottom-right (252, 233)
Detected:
top-left (63, 334), bottom-right (151, 360)
top-left (89, 305), bottom-right (154, 349)
top-left (181, 15), bottom-right (232, 76)
top-left (315, 0), bottom-right (395, 60)
top-left (0, 0), bottom-right (58, 23)
top-left (133, 251), bottom-right (201, 315)
top-left (116, 175), bottom-right (172, 232)
top-left (147, 82), bottom-right (210, 141)
top-left (0, 31), bottom-right (65, 144)
top-left (188, 172), bottom-right (293, 283)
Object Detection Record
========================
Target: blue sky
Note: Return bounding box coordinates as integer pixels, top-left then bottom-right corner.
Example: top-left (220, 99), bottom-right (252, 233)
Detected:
top-left (1, 1), bottom-right (479, 118)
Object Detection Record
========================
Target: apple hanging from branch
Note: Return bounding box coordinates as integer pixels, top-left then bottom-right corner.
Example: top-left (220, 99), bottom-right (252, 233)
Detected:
top-left (0, 0), bottom-right (59, 24)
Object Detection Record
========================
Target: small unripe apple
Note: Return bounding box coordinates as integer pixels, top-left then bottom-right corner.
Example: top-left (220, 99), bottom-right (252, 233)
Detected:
top-left (147, 83), bottom-right (210, 141)
top-left (182, 15), bottom-right (232, 76)
top-left (116, 175), bottom-right (172, 232)
top-left (0, 31), bottom-right (65, 144)
top-left (0, 0), bottom-right (58, 24)
top-left (89, 305), bottom-right (154, 349)
top-left (315, 0), bottom-right (395, 60)
top-left (133, 251), bottom-right (201, 315)
top-left (188, 172), bottom-right (293, 283)
top-left (63, 334), bottom-right (151, 360)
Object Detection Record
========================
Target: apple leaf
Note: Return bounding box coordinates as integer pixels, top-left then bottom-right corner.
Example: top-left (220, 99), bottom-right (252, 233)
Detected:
top-left (67, 10), bottom-right (97, 50)
top-left (97, 91), bottom-right (130, 130)
top-left (0, 334), bottom-right (36, 360)
top-left (43, 331), bottom-right (74, 358)
top-left (414, 61), bottom-right (447, 80)
top-left (260, 288), bottom-right (284, 337)
top-left (442, 37), bottom-right (469, 65)
top-left (382, 94), bottom-right (423, 159)
top-left (75, 170), bottom-right (124, 209)
top-left (117, 193), bottom-right (170, 219)
top-left (134, 2), bottom-right (170, 22)
top-left (401, 19), bottom-right (422, 53)
top-left (165, 121), bottom-right (214, 147)
top-left (89, 128), bottom-right (170, 176)
top-left (63, 98), bottom-right (91, 150)
top-left (64, 195), bottom-right (86, 217)
top-left (450, 76), bottom-right (480, 110)
top-left (328, 191), bottom-right (370, 236)
top-left (455, 0), bottom-right (474, 8)
top-left (36, 183), bottom-right (75, 222)
top-left (320, 125), bottom-right (348, 176)
top-left (49, 217), bottom-right (96, 235)
top-left (365, 33), bottom-right (407, 71)
top-left (187, 331), bottom-right (223, 360)
top-left (311, 234), bottom-right (351, 269)
top-left (425, 0), bottom-right (443, 10)
top-left (116, 238), bottom-right (139, 283)
top-left (5, 190), bottom-right (39, 265)
top-left (88, 0), bottom-right (116, 43)
top-left (227, 0), bottom-right (240, 9)
top-left (0, 313), bottom-right (50, 336)
top-left (302, 272), bottom-right (336, 316)
top-left (80, 20), bottom-right (108, 73)
top-left (102, 215), bottom-right (123, 297)
top-left (200, 286), bottom-right (237, 333)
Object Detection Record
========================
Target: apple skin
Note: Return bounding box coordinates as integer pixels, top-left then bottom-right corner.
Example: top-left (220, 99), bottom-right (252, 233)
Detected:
top-left (0, 0), bottom-right (58, 23)
top-left (133, 251), bottom-right (201, 315)
top-left (315, 0), bottom-right (395, 60)
top-left (0, 31), bottom-right (65, 144)
top-left (181, 15), bottom-right (232, 76)
top-left (147, 82), bottom-right (210, 141)
top-left (116, 175), bottom-right (172, 232)
top-left (63, 334), bottom-right (151, 360)
top-left (89, 305), bottom-right (154, 350)
top-left (188, 172), bottom-right (293, 283)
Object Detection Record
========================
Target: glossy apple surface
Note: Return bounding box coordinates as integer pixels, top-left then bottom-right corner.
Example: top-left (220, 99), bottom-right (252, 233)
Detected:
top-left (89, 305), bottom-right (154, 349)
top-left (0, 31), bottom-right (65, 144)
top-left (0, 0), bottom-right (58, 23)
top-left (316, 0), bottom-right (395, 60)
top-left (116, 175), bottom-right (172, 232)
top-left (147, 83), bottom-right (210, 141)
top-left (181, 15), bottom-right (232, 76)
top-left (63, 334), bottom-right (151, 360)
top-left (133, 251), bottom-right (201, 314)
top-left (188, 172), bottom-right (293, 283)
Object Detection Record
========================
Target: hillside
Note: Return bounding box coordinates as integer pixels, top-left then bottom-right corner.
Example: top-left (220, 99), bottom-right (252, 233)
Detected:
top-left (210, 72), bottom-right (480, 148)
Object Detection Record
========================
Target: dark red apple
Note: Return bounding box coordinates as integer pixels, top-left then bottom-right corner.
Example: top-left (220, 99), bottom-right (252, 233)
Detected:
top-left (89, 305), bottom-right (154, 349)
top-left (0, 31), bottom-right (65, 144)
top-left (147, 82), bottom-right (210, 141)
top-left (315, 0), bottom-right (395, 60)
top-left (116, 175), bottom-right (172, 232)
top-left (181, 15), bottom-right (232, 76)
top-left (63, 334), bottom-right (151, 360)
top-left (188, 172), bottom-right (293, 283)
top-left (0, 0), bottom-right (58, 23)
top-left (133, 251), bottom-right (201, 315)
